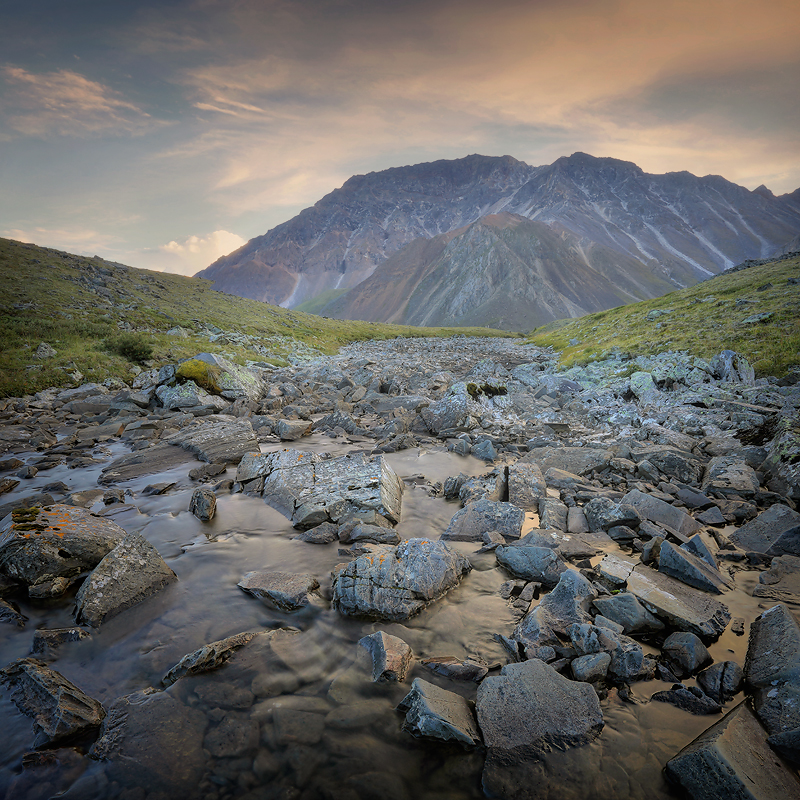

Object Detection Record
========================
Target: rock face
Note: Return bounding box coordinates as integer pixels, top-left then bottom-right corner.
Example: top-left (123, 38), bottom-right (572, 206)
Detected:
top-left (74, 532), bottom-right (177, 627)
top-left (237, 570), bottom-right (320, 611)
top-left (331, 538), bottom-right (471, 621)
top-left (730, 504), bottom-right (800, 555)
top-left (0, 658), bottom-right (105, 746)
top-left (397, 678), bottom-right (481, 747)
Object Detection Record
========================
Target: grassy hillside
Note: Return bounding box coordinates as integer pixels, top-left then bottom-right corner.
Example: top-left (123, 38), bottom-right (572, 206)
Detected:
top-left (527, 255), bottom-right (800, 377)
top-left (294, 288), bottom-right (351, 315)
top-left (0, 238), bottom-right (512, 398)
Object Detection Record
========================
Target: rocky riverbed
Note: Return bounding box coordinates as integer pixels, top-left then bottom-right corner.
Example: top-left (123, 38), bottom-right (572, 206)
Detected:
top-left (1, 336), bottom-right (800, 800)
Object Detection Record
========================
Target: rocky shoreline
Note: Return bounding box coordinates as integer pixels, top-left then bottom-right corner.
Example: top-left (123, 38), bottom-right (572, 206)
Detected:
top-left (1, 335), bottom-right (800, 799)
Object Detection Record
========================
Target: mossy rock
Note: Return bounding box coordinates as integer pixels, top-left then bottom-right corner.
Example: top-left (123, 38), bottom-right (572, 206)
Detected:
top-left (175, 359), bottom-right (223, 393)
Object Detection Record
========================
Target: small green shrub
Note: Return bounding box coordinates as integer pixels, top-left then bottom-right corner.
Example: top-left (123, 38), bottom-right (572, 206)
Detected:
top-left (106, 333), bottom-right (153, 364)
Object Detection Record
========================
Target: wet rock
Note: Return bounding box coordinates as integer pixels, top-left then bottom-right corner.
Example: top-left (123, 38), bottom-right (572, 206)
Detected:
top-left (496, 544), bottom-right (566, 587)
top-left (168, 418), bottom-right (259, 464)
top-left (665, 703), bottom-right (800, 800)
top-left (621, 489), bottom-right (702, 537)
top-left (768, 728), bottom-right (800, 769)
top-left (332, 538), bottom-right (471, 621)
top-left (359, 631), bottom-right (413, 682)
top-left (571, 652), bottom-right (611, 682)
top-left (662, 632), bottom-right (712, 676)
top-left (0, 658), bottom-right (105, 746)
top-left (74, 532), bottom-right (177, 627)
top-left (188, 487), bottom-right (216, 521)
top-left (421, 655), bottom-right (489, 682)
top-left (272, 707), bottom-right (325, 746)
top-left (702, 455), bottom-right (760, 499)
top-left (91, 689), bottom-right (208, 796)
top-left (99, 442), bottom-right (194, 484)
top-left (162, 630), bottom-right (263, 688)
top-left (507, 462), bottom-right (546, 511)
top-left (697, 661), bottom-right (743, 704)
top-left (626, 565), bottom-right (731, 639)
top-left (237, 570), bottom-right (320, 611)
top-left (538, 497), bottom-right (568, 531)
top-left (592, 592), bottom-right (664, 634)
top-left (30, 627), bottom-right (91, 657)
top-left (276, 418), bottom-right (313, 440)
top-left (754, 555), bottom-right (800, 603)
top-left (658, 540), bottom-right (732, 594)
top-left (397, 678), bottom-right (481, 747)
top-left (597, 552), bottom-right (636, 586)
top-left (442, 498), bottom-right (524, 542)
top-left (205, 711), bottom-right (259, 756)
top-left (730, 504), bottom-right (800, 556)
top-left (568, 623), bottom-right (644, 681)
top-left (652, 684), bottom-right (722, 714)
top-left (0, 597), bottom-right (27, 626)
top-left (338, 520), bottom-right (400, 545)
top-left (292, 521), bottom-right (339, 544)
top-left (0, 504), bottom-right (126, 591)
top-left (745, 604), bottom-right (800, 689)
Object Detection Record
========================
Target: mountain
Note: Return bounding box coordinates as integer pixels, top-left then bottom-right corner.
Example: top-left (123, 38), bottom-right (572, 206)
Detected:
top-left (197, 153), bottom-right (800, 316)
top-left (318, 212), bottom-right (676, 330)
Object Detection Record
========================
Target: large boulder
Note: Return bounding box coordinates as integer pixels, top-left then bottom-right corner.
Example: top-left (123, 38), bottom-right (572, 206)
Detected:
top-left (167, 418), bottom-right (259, 464)
top-left (331, 538), bottom-right (471, 621)
top-left (237, 570), bottom-right (320, 611)
top-left (495, 544), bottom-right (566, 587)
top-left (420, 387), bottom-right (477, 435)
top-left (174, 353), bottom-right (266, 402)
top-left (762, 414), bottom-right (800, 502)
top-left (0, 504), bottom-right (125, 592)
top-left (702, 455), bottom-right (760, 499)
top-left (74, 532), bottom-right (177, 627)
top-left (744, 604), bottom-right (800, 689)
top-left (592, 592), bottom-right (664, 634)
top-left (621, 489), bottom-right (701, 537)
top-left (520, 447), bottom-right (612, 476)
top-left (442, 498), bottom-right (524, 542)
top-left (730, 504), bottom-right (800, 556)
top-left (397, 678), bottom-right (481, 747)
top-left (658, 540), bottom-right (733, 594)
top-left (507, 462), bottom-right (547, 511)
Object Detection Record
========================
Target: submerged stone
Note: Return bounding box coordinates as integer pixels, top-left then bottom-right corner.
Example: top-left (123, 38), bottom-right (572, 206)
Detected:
top-left (359, 631), bottom-right (413, 682)
top-left (397, 678), bottom-right (481, 747)
top-left (237, 571), bottom-right (320, 611)
top-left (162, 631), bottom-right (264, 688)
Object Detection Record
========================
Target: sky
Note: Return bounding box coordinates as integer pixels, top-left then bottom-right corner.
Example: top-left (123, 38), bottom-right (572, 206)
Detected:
top-left (1, 0), bottom-right (798, 276)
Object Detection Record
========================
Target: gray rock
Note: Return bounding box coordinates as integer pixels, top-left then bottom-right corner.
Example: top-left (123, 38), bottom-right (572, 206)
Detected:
top-left (332, 538), bottom-right (471, 621)
top-left (167, 418), bottom-right (259, 464)
top-left (626, 565), bottom-right (731, 639)
top-left (276, 418), bottom-right (313, 440)
top-left (507, 462), bottom-right (547, 510)
top-left (99, 442), bottom-right (195, 484)
top-left (544, 467), bottom-right (591, 492)
top-left (682, 533), bottom-right (719, 568)
top-left (569, 623), bottom-right (644, 681)
top-left (702, 456), bottom-right (760, 499)
top-left (592, 592), bottom-right (664, 634)
top-left (745, 604), bottom-right (800, 689)
top-left (0, 504), bottom-right (126, 591)
top-left (237, 570), bottom-right (320, 611)
top-left (75, 532), bottom-right (178, 627)
top-left (647, 448), bottom-right (705, 485)
top-left (496, 544), bottom-right (567, 587)
top-left (754, 555), bottom-right (800, 603)
top-left (471, 439), bottom-right (497, 461)
top-left (697, 506), bottom-right (727, 526)
top-left (521, 446), bottom-right (612, 477)
top-left (397, 677), bottom-right (481, 747)
top-left (567, 506), bottom-right (589, 533)
top-left (754, 682), bottom-right (800, 735)
top-left (359, 631), bottom-right (413, 682)
top-left (763, 416), bottom-right (800, 503)
top-left (658, 540), bottom-right (732, 594)
top-left (176, 352), bottom-right (266, 402)
top-left (34, 342), bottom-right (57, 359)
top-left (571, 652), bottom-right (611, 682)
top-left (665, 703), bottom-right (800, 800)
top-left (442, 498), bottom-right (524, 542)
top-left (0, 597), bottom-right (25, 627)
top-left (584, 497), bottom-right (641, 530)
top-left (697, 661), bottom-right (743, 704)
top-left (162, 630), bottom-right (263, 688)
top-left (205, 711), bottom-right (259, 756)
top-left (730, 504), bottom-right (800, 556)
top-left (538, 497), bottom-right (568, 531)
top-left (156, 380), bottom-right (215, 409)
top-left (188, 487), bottom-right (216, 521)
top-left (663, 632), bottom-right (712, 675)
top-left (629, 371), bottom-right (659, 404)
top-left (621, 489), bottom-right (702, 537)
top-left (652, 684), bottom-right (722, 714)
top-left (338, 521), bottom-right (400, 545)
top-left (597, 552), bottom-right (637, 586)
top-left (30, 627), bottom-right (91, 656)
top-left (767, 728), bottom-right (800, 768)
top-left (421, 655), bottom-right (489, 682)
top-left (421, 391), bottom-right (476, 435)
top-left (0, 657), bottom-right (105, 746)
top-left (292, 521), bottom-right (339, 544)
top-left (709, 350), bottom-right (755, 385)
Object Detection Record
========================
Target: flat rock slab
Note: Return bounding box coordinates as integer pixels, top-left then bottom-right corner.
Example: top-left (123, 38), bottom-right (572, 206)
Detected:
top-left (622, 489), bottom-right (701, 538)
top-left (626, 565), bottom-right (731, 640)
top-left (520, 447), bottom-right (612, 476)
top-left (730, 504), bottom-right (800, 556)
top-left (397, 677), bottom-right (481, 747)
top-left (359, 631), bottom-right (413, 682)
top-left (665, 702), bottom-right (800, 800)
top-left (237, 571), bottom-right (320, 611)
top-left (99, 442), bottom-right (195, 485)
top-left (754, 555), bottom-right (800, 604)
top-left (443, 498), bottom-right (524, 542)
top-left (168, 418), bottom-right (259, 464)
top-left (332, 538), bottom-right (471, 621)
top-left (0, 504), bottom-right (126, 588)
top-left (658, 540), bottom-right (732, 594)
top-left (91, 689), bottom-right (208, 795)
top-left (75, 532), bottom-right (177, 627)
top-left (162, 630), bottom-right (264, 687)
top-left (0, 657), bottom-right (105, 747)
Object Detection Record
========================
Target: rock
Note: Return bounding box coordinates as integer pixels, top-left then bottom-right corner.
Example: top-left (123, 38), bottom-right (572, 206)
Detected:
top-left (507, 462), bottom-right (546, 510)
top-left (276, 418), bottom-right (313, 440)
top-left (74, 532), bottom-right (178, 627)
top-left (421, 391), bottom-right (475, 436)
top-left (34, 342), bottom-right (57, 359)
top-left (471, 439), bottom-right (497, 461)
top-left (331, 538), bottom-right (471, 621)
top-left (30, 627), bottom-right (91, 656)
top-left (338, 521), bottom-right (400, 545)
top-left (359, 631), bottom-right (413, 682)
top-left (629, 371), bottom-right (659, 404)
top-left (167, 418), bottom-right (259, 464)
top-left (597, 553), bottom-right (636, 586)
top-left (697, 506), bottom-right (727, 526)
top-left (621, 489), bottom-right (702, 537)
top-left (763, 415), bottom-right (800, 503)
top-left (237, 570), bottom-right (320, 611)
top-left (754, 555), bottom-right (800, 603)
top-left (397, 678), bottom-right (481, 747)
top-left (521, 446), bottom-right (612, 477)
top-left (204, 711), bottom-right (259, 756)
top-left (697, 661), bottom-right (744, 704)
top-left (768, 728), bottom-right (800, 768)
top-left (0, 504), bottom-right (126, 591)
top-left (538, 497), bottom-right (568, 531)
top-left (592, 592), bottom-right (664, 633)
top-left (293, 521), bottom-right (339, 544)
top-left (162, 630), bottom-right (263, 687)
top-left (188, 487), bottom-right (216, 521)
top-left (730, 504), bottom-right (800, 556)
top-left (709, 350), bottom-right (755, 385)
top-left (682, 532), bottom-right (719, 568)
top-left (175, 353), bottom-right (266, 401)
top-left (652, 684), bottom-right (722, 714)
top-left (0, 658), bottom-right (105, 746)
top-left (0, 597), bottom-right (27, 626)
top-left (662, 632), bottom-right (712, 675)
top-left (495, 544), bottom-right (566, 587)
top-left (99, 442), bottom-right (195, 484)
top-left (569, 622), bottom-right (644, 680)
top-left (442, 498), bottom-right (524, 542)
top-left (571, 652), bottom-right (611, 682)
top-left (421, 655), bottom-right (489, 682)
top-left (626, 565), bottom-right (731, 639)
top-left (156, 380), bottom-right (217, 410)
top-left (567, 506), bottom-right (589, 533)
top-left (665, 703), bottom-right (800, 800)
top-left (744, 604), bottom-right (800, 689)
top-left (702, 455), bottom-right (760, 499)
top-left (544, 467), bottom-right (591, 492)
top-left (90, 689), bottom-right (208, 795)
top-left (658, 540), bottom-right (732, 594)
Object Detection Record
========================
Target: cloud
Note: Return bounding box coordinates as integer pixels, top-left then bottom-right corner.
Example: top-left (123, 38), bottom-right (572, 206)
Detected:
top-left (155, 230), bottom-right (247, 275)
top-left (0, 66), bottom-right (155, 137)
top-left (2, 226), bottom-right (122, 257)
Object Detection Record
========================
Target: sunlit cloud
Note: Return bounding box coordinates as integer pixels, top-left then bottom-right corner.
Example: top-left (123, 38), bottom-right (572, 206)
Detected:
top-left (154, 229), bottom-right (247, 275)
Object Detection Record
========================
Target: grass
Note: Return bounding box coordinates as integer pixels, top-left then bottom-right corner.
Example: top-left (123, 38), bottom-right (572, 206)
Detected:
top-left (294, 288), bottom-right (350, 315)
top-left (526, 255), bottom-right (800, 378)
top-left (0, 237), bottom-right (513, 397)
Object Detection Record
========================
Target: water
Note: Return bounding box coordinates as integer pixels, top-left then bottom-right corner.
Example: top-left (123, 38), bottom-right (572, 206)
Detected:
top-left (0, 433), bottom-right (770, 800)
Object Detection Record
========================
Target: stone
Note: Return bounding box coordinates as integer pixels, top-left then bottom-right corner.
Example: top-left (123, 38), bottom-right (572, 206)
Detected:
top-left (205, 711), bottom-right (259, 756)
top-left (538, 497), bottom-right (568, 531)
top-left (0, 597), bottom-right (26, 626)
top-left (74, 532), bottom-right (178, 627)
top-left (421, 655), bottom-right (489, 682)
top-left (682, 533), bottom-right (719, 568)
top-left (652, 684), bottom-right (722, 715)
top-left (167, 418), bottom-right (259, 464)
top-left (99, 442), bottom-right (194, 484)
top-left (621, 489), bottom-right (701, 537)
top-left (507, 462), bottom-right (547, 510)
top-left (658, 540), bottom-right (732, 594)
top-left (567, 506), bottom-right (589, 533)
top-left (397, 678), bottom-right (481, 747)
top-left (338, 521), bottom-right (400, 545)
top-left (709, 350), bottom-right (755, 385)
top-left (34, 342), bottom-right (57, 359)
top-left (697, 506), bottom-right (727, 526)
top-left (0, 504), bottom-right (126, 590)
top-left (471, 439), bottom-right (497, 461)
top-left (237, 570), bottom-right (320, 611)
top-left (359, 631), bottom-right (413, 682)
top-left (495, 544), bottom-right (567, 586)
top-left (665, 702), bottom-right (800, 800)
top-left (662, 632), bottom-right (712, 675)
top-left (702, 456), bottom-right (760, 499)
top-left (331, 538), bottom-right (471, 621)
top-left (730, 504), bottom-right (800, 556)
top-left (442, 498), bottom-right (524, 542)
top-left (188, 487), bottom-right (216, 521)
top-left (0, 658), bottom-right (105, 747)
top-left (30, 627), bottom-right (91, 656)
top-left (592, 592), bottom-right (664, 633)
top-left (744, 604), bottom-right (800, 689)
top-left (754, 555), bottom-right (800, 603)
top-left (276, 418), bottom-right (313, 440)
top-left (292, 521), bottom-right (339, 544)
top-left (521, 446), bottom-right (612, 477)
top-left (626, 565), bottom-right (731, 639)
top-left (569, 623), bottom-right (644, 681)
top-left (543, 467), bottom-right (591, 492)
top-left (162, 630), bottom-right (263, 687)
top-left (648, 449), bottom-right (705, 485)
top-left (629, 371), bottom-right (659, 404)
top-left (156, 380), bottom-right (216, 410)
top-left (697, 661), bottom-right (744, 704)
top-left (571, 652), bottom-right (611, 682)
top-left (175, 353), bottom-right (266, 402)
top-left (421, 391), bottom-right (475, 435)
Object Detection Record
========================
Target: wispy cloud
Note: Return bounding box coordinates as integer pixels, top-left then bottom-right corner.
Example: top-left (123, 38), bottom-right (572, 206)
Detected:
top-left (0, 66), bottom-right (156, 137)
top-left (153, 229), bottom-right (247, 275)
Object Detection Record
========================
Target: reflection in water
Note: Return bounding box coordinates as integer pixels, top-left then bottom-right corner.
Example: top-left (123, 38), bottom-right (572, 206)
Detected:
top-left (0, 435), bottom-right (768, 799)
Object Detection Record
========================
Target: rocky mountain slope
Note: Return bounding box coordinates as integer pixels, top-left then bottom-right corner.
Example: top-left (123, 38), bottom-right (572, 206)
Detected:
top-left (198, 153), bottom-right (800, 316)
